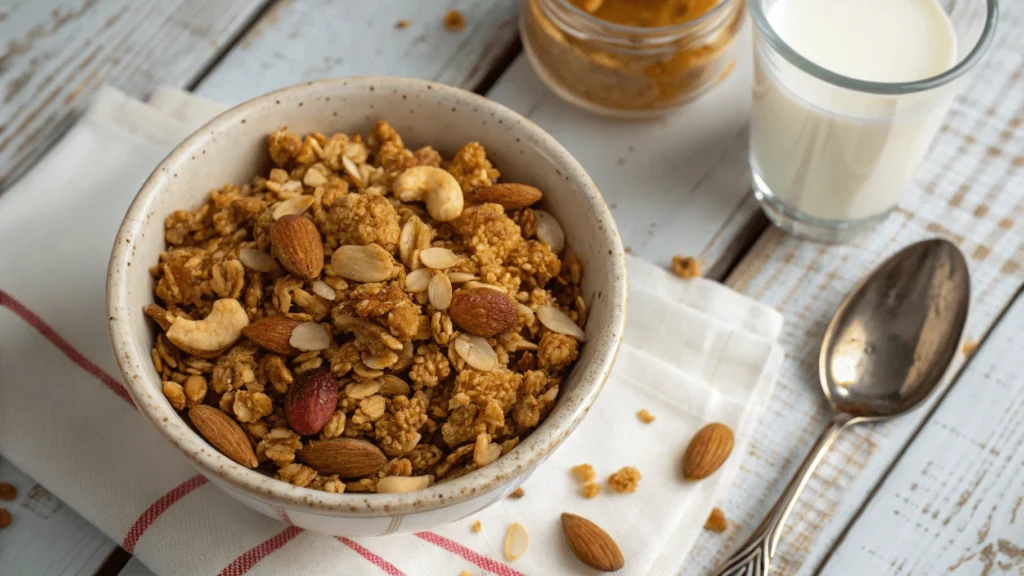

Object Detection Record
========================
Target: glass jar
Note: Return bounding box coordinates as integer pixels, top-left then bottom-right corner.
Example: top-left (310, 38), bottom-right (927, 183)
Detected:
top-left (520, 0), bottom-right (745, 118)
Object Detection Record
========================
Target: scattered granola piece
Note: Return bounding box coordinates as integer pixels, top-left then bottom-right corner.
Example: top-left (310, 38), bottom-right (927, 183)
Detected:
top-left (671, 255), bottom-right (701, 278)
top-left (444, 10), bottom-right (466, 31)
top-left (582, 482), bottom-right (601, 499)
top-left (0, 483), bottom-right (15, 501)
top-left (0, 508), bottom-right (10, 528)
top-left (608, 466), bottom-right (641, 493)
top-left (460, 571), bottom-right (473, 576)
top-left (704, 507), bottom-right (728, 533)
top-left (962, 340), bottom-right (978, 357)
top-left (636, 409), bottom-right (655, 423)
top-left (624, 246), bottom-right (634, 254)
top-left (471, 520), bottom-right (482, 533)
top-left (571, 463), bottom-right (596, 483)
top-left (504, 522), bottom-right (529, 561)
top-left (395, 19), bottom-right (411, 29)
top-left (508, 487), bottom-right (525, 499)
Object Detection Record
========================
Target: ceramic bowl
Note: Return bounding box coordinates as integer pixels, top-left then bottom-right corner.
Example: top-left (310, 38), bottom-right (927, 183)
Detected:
top-left (107, 76), bottom-right (626, 536)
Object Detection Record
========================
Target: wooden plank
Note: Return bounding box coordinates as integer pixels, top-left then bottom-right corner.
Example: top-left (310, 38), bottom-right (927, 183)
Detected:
top-left (116, 557), bottom-right (156, 576)
top-left (192, 0), bottom-right (521, 101)
top-left (0, 0), bottom-right (269, 190)
top-left (818, 288), bottom-right (1024, 575)
top-left (0, 458), bottom-right (115, 576)
top-left (485, 26), bottom-right (757, 277)
top-left (681, 3), bottom-right (1024, 574)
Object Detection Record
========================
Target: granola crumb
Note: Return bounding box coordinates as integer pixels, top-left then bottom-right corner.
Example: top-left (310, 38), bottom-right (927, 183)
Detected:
top-left (608, 466), bottom-right (641, 493)
top-left (443, 10), bottom-right (466, 31)
top-left (582, 481), bottom-right (601, 499)
top-left (395, 19), bottom-right (411, 29)
top-left (0, 483), bottom-right (15, 501)
top-left (571, 463), bottom-right (596, 483)
top-left (624, 246), bottom-right (634, 254)
top-left (636, 409), bottom-right (655, 423)
top-left (671, 255), bottom-right (701, 278)
top-left (460, 571), bottom-right (473, 576)
top-left (962, 340), bottom-right (978, 357)
top-left (508, 487), bottom-right (525, 499)
top-left (471, 520), bottom-right (482, 533)
top-left (0, 508), bottom-right (10, 528)
top-left (704, 507), bottom-right (728, 533)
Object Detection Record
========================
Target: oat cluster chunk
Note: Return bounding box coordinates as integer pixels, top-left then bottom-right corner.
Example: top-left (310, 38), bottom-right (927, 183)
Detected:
top-left (149, 121), bottom-right (586, 493)
top-left (608, 466), bottom-right (642, 493)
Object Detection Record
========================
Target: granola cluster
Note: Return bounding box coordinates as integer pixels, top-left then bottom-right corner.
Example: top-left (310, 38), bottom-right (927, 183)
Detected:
top-left (148, 121), bottom-right (586, 494)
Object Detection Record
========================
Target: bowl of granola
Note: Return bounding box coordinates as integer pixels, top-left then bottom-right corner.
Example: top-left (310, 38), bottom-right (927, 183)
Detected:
top-left (107, 77), bottom-right (626, 536)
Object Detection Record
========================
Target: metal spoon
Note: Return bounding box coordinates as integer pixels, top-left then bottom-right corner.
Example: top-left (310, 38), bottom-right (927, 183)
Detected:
top-left (712, 238), bottom-right (970, 576)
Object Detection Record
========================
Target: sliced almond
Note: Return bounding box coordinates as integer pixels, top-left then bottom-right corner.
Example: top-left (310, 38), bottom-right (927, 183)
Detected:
top-left (464, 281), bottom-right (506, 293)
top-left (238, 248), bottom-right (281, 273)
top-left (504, 522), bottom-right (529, 561)
top-left (362, 351), bottom-right (398, 370)
top-left (346, 380), bottom-right (382, 399)
top-left (518, 303), bottom-right (536, 325)
top-left (534, 210), bottom-right (566, 253)
top-left (405, 268), bottom-right (433, 293)
top-left (353, 363), bottom-right (384, 379)
top-left (514, 340), bottom-right (539, 352)
top-left (376, 475), bottom-right (432, 494)
top-left (379, 375), bottom-right (411, 396)
top-left (453, 334), bottom-right (498, 372)
top-left (428, 272), bottom-right (453, 310)
top-left (311, 279), bottom-right (337, 301)
top-left (447, 272), bottom-right (476, 283)
top-left (330, 244), bottom-right (394, 283)
top-left (399, 217), bottom-right (420, 267)
top-left (289, 322), bottom-right (331, 351)
top-left (473, 436), bottom-right (502, 467)
top-left (342, 155), bottom-right (363, 188)
top-left (419, 247), bottom-right (460, 269)
top-left (272, 196), bottom-right (316, 220)
top-left (189, 405), bottom-right (258, 468)
top-left (537, 306), bottom-right (586, 341)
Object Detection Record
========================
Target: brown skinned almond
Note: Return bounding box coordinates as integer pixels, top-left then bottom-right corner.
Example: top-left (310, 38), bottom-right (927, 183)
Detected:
top-left (682, 422), bottom-right (734, 480)
top-left (242, 315), bottom-right (301, 355)
top-left (271, 214), bottom-right (324, 279)
top-left (561, 513), bottom-right (625, 572)
top-left (448, 288), bottom-right (519, 337)
top-left (298, 438), bottom-right (388, 478)
top-left (188, 405), bottom-right (258, 468)
top-left (467, 183), bottom-right (543, 209)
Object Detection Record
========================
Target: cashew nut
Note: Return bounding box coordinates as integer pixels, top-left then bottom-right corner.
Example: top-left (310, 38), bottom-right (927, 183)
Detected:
top-left (376, 475), bottom-right (433, 494)
top-left (392, 166), bottom-right (464, 222)
top-left (166, 299), bottom-right (249, 358)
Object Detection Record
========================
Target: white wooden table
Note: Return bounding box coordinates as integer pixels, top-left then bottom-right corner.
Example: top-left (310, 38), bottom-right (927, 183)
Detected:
top-left (1, 0), bottom-right (1022, 574)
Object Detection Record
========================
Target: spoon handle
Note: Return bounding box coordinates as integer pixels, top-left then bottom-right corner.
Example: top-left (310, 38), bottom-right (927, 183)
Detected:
top-left (711, 413), bottom-right (856, 576)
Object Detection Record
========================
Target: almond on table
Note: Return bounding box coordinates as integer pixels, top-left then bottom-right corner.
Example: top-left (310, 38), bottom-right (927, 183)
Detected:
top-left (683, 423), bottom-right (734, 480)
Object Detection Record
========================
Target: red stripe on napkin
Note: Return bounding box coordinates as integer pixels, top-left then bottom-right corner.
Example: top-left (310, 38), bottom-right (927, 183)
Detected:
top-left (123, 475), bottom-right (209, 552)
top-left (337, 537), bottom-right (407, 575)
top-left (218, 525), bottom-right (303, 576)
top-left (0, 290), bottom-right (134, 406)
top-left (415, 531), bottom-right (525, 576)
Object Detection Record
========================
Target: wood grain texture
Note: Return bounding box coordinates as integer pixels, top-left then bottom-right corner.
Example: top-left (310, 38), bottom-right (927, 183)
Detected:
top-left (0, 458), bottom-right (115, 576)
top-left (682, 3), bottom-right (1024, 574)
top-left (193, 0), bottom-right (521, 102)
top-left (486, 27), bottom-right (756, 277)
top-left (820, 289), bottom-right (1024, 575)
top-left (0, 0), bottom-right (269, 190)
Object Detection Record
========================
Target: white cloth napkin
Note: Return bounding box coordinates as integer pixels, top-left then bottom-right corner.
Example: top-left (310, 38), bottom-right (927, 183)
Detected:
top-left (0, 86), bottom-right (783, 576)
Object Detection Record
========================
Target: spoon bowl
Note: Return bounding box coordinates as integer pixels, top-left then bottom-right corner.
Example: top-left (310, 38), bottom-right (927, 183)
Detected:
top-left (821, 239), bottom-right (971, 420)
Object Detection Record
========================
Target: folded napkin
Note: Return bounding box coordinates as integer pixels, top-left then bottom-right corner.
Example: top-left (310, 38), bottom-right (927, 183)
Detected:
top-left (0, 86), bottom-right (783, 576)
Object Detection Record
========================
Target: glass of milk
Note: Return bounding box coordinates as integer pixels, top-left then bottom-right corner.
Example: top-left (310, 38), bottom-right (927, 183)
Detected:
top-left (748, 0), bottom-right (998, 242)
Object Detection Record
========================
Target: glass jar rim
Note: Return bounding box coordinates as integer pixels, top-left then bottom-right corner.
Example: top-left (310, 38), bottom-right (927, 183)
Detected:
top-left (552, 0), bottom-right (739, 37)
top-left (749, 0), bottom-right (999, 95)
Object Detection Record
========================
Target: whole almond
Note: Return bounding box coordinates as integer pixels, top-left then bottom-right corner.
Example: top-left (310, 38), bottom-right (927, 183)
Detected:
top-left (242, 315), bottom-right (301, 355)
top-left (285, 367), bottom-right (339, 436)
top-left (468, 183), bottom-right (543, 209)
top-left (298, 438), bottom-right (388, 478)
top-left (188, 405), bottom-right (258, 468)
top-left (682, 422), bottom-right (734, 480)
top-left (560, 513), bottom-right (625, 572)
top-left (271, 214), bottom-right (324, 279)
top-left (448, 288), bottom-right (519, 337)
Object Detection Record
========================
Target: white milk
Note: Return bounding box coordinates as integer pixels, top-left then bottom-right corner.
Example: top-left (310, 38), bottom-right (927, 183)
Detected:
top-left (750, 0), bottom-right (959, 222)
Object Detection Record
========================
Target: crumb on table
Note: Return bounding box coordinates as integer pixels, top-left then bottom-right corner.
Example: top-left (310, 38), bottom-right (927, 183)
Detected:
top-left (582, 482), bottom-right (601, 499)
top-left (608, 466), bottom-right (641, 493)
top-left (636, 409), bottom-right (655, 423)
top-left (704, 507), bottom-right (728, 532)
top-left (571, 463), bottom-right (596, 483)
top-left (471, 520), bottom-right (481, 533)
top-left (508, 487), bottom-right (525, 499)
top-left (0, 508), bottom-right (11, 528)
top-left (624, 246), bottom-right (634, 255)
top-left (671, 255), bottom-right (701, 278)
top-left (394, 19), bottom-right (411, 29)
top-left (0, 483), bottom-right (16, 501)
top-left (460, 571), bottom-right (473, 576)
top-left (962, 340), bottom-right (978, 357)
top-left (444, 10), bottom-right (466, 31)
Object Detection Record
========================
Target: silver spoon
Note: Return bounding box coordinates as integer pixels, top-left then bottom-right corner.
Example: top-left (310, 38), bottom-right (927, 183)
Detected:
top-left (712, 238), bottom-right (970, 576)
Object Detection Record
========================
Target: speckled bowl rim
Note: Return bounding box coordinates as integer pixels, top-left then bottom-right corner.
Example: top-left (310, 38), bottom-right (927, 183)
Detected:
top-left (107, 76), bottom-right (627, 518)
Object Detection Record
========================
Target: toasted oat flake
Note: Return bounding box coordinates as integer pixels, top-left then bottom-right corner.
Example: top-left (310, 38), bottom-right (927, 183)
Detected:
top-left (671, 255), bottom-right (701, 278)
top-left (571, 463), bottom-right (596, 483)
top-left (378, 375), bottom-right (411, 396)
top-left (420, 247), bottom-right (460, 269)
top-left (503, 522), bottom-right (528, 561)
top-left (238, 248), bottom-right (281, 273)
top-left (289, 322), bottom-right (330, 351)
top-left (608, 466), bottom-right (641, 493)
top-left (272, 196), bottom-right (316, 220)
top-left (453, 334), bottom-right (498, 371)
top-left (310, 279), bottom-right (337, 301)
top-left (636, 409), bottom-right (655, 423)
top-left (537, 306), bottom-right (586, 340)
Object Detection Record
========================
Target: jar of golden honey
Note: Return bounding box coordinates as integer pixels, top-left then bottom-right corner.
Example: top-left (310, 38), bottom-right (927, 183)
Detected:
top-left (521, 0), bottom-right (745, 117)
